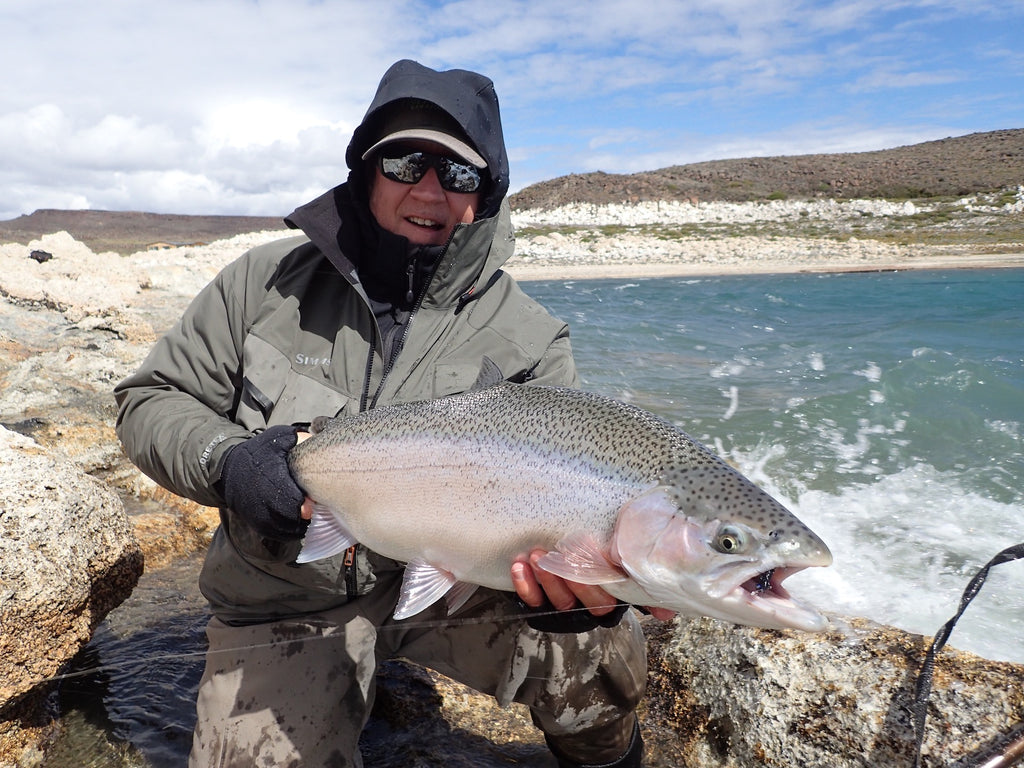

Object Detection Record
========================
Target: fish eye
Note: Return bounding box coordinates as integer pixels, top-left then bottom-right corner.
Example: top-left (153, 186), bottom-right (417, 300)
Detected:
top-left (713, 525), bottom-right (748, 554)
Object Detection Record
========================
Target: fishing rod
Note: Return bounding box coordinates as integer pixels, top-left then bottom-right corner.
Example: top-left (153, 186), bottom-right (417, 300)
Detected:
top-left (971, 728), bottom-right (1024, 768)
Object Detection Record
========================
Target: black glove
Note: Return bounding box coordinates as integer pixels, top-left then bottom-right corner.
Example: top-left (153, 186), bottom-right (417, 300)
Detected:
top-left (517, 596), bottom-right (631, 633)
top-left (217, 425), bottom-right (308, 541)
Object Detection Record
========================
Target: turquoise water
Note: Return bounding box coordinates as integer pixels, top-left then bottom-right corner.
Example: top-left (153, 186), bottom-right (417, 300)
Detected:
top-left (529, 268), bottom-right (1024, 664)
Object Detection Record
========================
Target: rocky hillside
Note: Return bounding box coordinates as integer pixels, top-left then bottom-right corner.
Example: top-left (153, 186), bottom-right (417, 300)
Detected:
top-left (509, 128), bottom-right (1024, 209)
top-left (1, 128), bottom-right (1021, 255)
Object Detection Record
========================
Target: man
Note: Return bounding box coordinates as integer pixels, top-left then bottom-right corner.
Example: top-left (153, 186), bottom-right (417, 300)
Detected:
top-left (115, 60), bottom-right (651, 767)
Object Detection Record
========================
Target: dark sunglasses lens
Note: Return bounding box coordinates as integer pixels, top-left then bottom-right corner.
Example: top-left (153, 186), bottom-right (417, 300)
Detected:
top-left (381, 153), bottom-right (427, 184)
top-left (438, 158), bottom-right (481, 193)
top-left (381, 152), bottom-right (481, 193)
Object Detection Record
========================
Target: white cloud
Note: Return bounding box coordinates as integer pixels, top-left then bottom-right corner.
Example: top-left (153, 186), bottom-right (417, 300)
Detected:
top-left (197, 100), bottom-right (352, 152)
top-left (849, 68), bottom-right (965, 93)
top-left (0, 0), bottom-right (1021, 219)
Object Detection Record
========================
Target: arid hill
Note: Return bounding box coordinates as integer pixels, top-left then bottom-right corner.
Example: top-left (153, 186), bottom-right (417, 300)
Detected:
top-left (509, 128), bottom-right (1024, 209)
top-left (1, 128), bottom-right (1021, 255)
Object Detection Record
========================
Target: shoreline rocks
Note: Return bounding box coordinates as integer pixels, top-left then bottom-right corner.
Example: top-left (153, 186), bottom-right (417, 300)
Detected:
top-left (642, 616), bottom-right (1024, 767)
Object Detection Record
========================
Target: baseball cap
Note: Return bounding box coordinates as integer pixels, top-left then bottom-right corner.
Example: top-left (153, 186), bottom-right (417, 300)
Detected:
top-left (360, 100), bottom-right (487, 169)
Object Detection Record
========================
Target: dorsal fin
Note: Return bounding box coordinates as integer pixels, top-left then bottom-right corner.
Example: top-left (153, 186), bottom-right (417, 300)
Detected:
top-left (470, 356), bottom-right (505, 391)
top-left (310, 415), bottom-right (333, 434)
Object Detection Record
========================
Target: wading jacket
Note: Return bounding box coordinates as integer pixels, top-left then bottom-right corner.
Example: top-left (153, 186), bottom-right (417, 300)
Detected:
top-left (114, 193), bottom-right (578, 623)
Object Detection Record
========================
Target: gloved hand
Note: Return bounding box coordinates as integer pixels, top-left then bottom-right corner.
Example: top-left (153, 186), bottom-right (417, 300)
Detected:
top-left (517, 597), bottom-right (631, 634)
top-left (217, 425), bottom-right (308, 541)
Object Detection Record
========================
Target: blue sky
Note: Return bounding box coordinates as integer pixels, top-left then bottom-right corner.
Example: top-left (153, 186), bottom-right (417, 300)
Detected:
top-left (2, 0), bottom-right (1022, 220)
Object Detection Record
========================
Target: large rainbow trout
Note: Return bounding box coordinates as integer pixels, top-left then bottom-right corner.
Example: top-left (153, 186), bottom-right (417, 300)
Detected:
top-left (288, 378), bottom-right (832, 630)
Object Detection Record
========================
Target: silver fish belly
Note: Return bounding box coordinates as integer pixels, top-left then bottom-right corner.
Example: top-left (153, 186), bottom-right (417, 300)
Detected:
top-left (287, 383), bottom-right (833, 630)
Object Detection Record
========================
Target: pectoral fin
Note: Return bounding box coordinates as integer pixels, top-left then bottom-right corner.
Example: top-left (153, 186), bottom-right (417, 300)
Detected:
top-left (295, 503), bottom-right (358, 564)
top-left (444, 581), bottom-right (480, 616)
top-left (535, 532), bottom-right (629, 584)
top-left (394, 559), bottom-right (458, 620)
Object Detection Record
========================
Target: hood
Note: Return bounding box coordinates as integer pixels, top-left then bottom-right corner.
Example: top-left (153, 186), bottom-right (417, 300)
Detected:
top-left (345, 59), bottom-right (510, 218)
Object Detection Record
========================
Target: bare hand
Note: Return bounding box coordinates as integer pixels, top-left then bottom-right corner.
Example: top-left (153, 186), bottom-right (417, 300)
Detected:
top-left (511, 549), bottom-right (622, 617)
top-left (300, 497), bottom-right (315, 520)
top-left (510, 548), bottom-right (678, 622)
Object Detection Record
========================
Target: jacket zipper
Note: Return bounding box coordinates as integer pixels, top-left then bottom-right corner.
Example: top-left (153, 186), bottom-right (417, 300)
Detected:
top-left (349, 231), bottom-right (459, 598)
top-left (358, 323), bottom-right (377, 412)
top-left (343, 545), bottom-right (359, 599)
top-left (365, 227), bottom-right (460, 410)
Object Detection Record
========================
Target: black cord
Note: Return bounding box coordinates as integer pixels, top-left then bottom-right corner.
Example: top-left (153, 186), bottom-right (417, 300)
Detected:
top-left (911, 542), bottom-right (1024, 768)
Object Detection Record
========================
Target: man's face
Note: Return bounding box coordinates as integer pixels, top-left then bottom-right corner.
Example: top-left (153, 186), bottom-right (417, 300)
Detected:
top-left (368, 140), bottom-right (482, 246)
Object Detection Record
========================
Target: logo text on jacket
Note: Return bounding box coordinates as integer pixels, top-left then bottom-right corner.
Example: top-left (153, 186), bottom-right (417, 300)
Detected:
top-left (295, 354), bottom-right (332, 367)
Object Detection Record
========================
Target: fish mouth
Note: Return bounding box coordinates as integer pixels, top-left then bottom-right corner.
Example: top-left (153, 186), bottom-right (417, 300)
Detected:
top-left (740, 567), bottom-right (787, 599)
top-left (732, 566), bottom-right (828, 631)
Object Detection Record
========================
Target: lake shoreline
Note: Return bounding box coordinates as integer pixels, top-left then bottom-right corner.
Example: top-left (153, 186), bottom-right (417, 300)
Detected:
top-left (505, 250), bottom-right (1024, 281)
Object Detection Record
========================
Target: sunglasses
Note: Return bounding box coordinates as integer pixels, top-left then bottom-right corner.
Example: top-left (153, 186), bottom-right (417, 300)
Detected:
top-left (379, 150), bottom-right (482, 194)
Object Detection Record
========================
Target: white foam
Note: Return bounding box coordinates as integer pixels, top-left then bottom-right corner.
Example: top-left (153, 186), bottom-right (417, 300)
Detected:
top-left (737, 455), bottom-right (1024, 664)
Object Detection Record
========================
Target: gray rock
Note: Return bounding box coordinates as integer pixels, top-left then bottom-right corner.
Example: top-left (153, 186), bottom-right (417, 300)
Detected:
top-left (0, 426), bottom-right (143, 724)
top-left (641, 616), bottom-right (1024, 767)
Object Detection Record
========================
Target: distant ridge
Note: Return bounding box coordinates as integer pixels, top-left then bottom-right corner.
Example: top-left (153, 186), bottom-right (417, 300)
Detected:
top-left (2, 129), bottom-right (1021, 254)
top-left (510, 128), bottom-right (1024, 210)
top-left (0, 210), bottom-right (286, 256)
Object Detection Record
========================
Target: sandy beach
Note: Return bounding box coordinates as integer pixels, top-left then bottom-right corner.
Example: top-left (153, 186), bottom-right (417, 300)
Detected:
top-left (503, 246), bottom-right (1024, 282)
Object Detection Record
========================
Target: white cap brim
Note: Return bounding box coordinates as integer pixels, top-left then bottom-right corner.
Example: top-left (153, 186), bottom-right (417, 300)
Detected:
top-left (361, 128), bottom-right (487, 169)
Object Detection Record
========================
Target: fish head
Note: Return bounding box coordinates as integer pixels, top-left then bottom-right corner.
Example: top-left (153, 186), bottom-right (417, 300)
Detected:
top-left (611, 466), bottom-right (832, 631)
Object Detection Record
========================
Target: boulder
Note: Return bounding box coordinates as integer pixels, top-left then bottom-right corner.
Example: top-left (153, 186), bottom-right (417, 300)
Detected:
top-left (641, 616), bottom-right (1024, 767)
top-left (0, 427), bottom-right (143, 757)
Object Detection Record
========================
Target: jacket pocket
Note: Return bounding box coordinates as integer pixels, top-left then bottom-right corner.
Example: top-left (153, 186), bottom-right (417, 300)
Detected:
top-left (432, 361), bottom-right (486, 398)
top-left (236, 334), bottom-right (355, 431)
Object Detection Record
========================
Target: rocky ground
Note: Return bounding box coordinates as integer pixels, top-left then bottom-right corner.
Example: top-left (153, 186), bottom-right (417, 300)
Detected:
top-left (507, 191), bottom-right (1024, 279)
top-left (0, 210), bottom-right (283, 259)
top-left (2, 191), bottom-right (1022, 309)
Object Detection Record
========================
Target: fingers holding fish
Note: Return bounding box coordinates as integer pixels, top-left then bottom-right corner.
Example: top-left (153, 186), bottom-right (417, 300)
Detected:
top-left (512, 549), bottom-right (622, 616)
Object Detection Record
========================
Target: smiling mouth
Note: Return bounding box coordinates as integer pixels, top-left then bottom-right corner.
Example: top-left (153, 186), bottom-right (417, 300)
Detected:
top-left (407, 216), bottom-right (443, 230)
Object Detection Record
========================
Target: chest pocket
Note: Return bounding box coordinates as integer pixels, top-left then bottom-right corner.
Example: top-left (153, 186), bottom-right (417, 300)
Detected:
top-left (236, 334), bottom-right (355, 431)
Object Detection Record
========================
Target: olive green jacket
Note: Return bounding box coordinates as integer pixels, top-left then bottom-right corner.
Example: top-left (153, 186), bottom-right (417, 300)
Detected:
top-left (114, 198), bottom-right (577, 622)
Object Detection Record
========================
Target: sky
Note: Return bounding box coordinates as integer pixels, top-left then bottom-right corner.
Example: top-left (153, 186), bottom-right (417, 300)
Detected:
top-left (2, 0), bottom-right (1023, 221)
